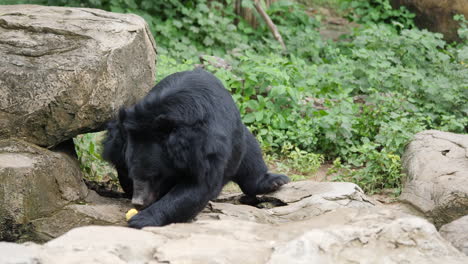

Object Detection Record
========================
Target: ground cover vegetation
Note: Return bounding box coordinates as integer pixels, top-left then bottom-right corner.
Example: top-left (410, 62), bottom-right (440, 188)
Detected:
top-left (5, 0), bottom-right (467, 194)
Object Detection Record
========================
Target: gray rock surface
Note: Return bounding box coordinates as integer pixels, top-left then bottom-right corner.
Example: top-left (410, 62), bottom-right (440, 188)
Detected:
top-left (267, 181), bottom-right (375, 220)
top-left (267, 208), bottom-right (466, 264)
top-left (2, 207), bottom-right (466, 264)
top-left (440, 215), bottom-right (468, 256)
top-left (0, 242), bottom-right (42, 264)
top-left (31, 190), bottom-right (132, 241)
top-left (1, 181), bottom-right (467, 263)
top-left (202, 181), bottom-right (376, 223)
top-left (3, 180), bottom-right (374, 241)
top-left (400, 130), bottom-right (468, 227)
top-left (0, 139), bottom-right (88, 241)
top-left (0, 5), bottom-right (157, 147)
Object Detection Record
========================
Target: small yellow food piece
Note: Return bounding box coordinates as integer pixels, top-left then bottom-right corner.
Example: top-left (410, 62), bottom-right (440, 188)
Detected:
top-left (126, 208), bottom-right (139, 221)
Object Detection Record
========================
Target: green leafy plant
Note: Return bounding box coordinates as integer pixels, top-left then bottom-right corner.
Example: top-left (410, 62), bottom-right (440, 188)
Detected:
top-left (14, 0), bottom-right (466, 193)
top-left (264, 142), bottom-right (324, 181)
top-left (454, 14), bottom-right (468, 64)
top-left (454, 14), bottom-right (468, 41)
top-left (328, 149), bottom-right (403, 195)
top-left (341, 0), bottom-right (415, 29)
top-left (73, 132), bottom-right (117, 183)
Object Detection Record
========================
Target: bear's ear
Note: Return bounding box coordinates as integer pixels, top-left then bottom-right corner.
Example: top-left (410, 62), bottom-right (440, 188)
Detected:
top-left (102, 119), bottom-right (126, 165)
top-left (152, 114), bottom-right (177, 134)
top-left (118, 108), bottom-right (127, 123)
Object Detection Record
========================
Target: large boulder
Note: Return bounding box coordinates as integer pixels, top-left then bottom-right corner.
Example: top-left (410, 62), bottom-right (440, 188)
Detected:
top-left (31, 190), bottom-right (132, 241)
top-left (400, 130), bottom-right (468, 227)
top-left (440, 215), bottom-right (468, 256)
top-left (391, 0), bottom-right (468, 42)
top-left (0, 139), bottom-right (88, 242)
top-left (0, 5), bottom-right (157, 147)
top-left (0, 139), bottom-right (132, 242)
top-left (1, 208), bottom-right (466, 264)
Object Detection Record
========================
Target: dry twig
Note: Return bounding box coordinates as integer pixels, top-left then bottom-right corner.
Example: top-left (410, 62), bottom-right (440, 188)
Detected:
top-left (253, 0), bottom-right (286, 51)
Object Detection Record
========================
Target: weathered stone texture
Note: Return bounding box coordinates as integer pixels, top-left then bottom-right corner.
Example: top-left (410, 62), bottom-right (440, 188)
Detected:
top-left (0, 5), bottom-right (157, 147)
top-left (400, 130), bottom-right (468, 227)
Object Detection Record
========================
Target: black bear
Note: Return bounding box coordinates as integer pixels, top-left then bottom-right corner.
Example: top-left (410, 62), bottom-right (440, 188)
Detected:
top-left (103, 68), bottom-right (289, 228)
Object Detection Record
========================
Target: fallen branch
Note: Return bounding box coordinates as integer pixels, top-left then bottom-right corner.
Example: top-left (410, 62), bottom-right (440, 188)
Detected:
top-left (253, 0), bottom-right (286, 51)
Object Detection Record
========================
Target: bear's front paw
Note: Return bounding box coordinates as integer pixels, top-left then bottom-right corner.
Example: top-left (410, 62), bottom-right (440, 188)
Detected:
top-left (127, 210), bottom-right (162, 229)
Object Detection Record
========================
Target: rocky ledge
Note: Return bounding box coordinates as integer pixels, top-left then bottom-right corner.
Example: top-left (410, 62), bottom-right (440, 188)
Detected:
top-left (1, 181), bottom-right (467, 264)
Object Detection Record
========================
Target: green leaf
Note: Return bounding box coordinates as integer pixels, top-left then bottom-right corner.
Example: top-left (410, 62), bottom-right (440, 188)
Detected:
top-left (270, 85), bottom-right (286, 97)
top-left (89, 141), bottom-right (95, 155)
top-left (243, 113), bottom-right (256, 123)
top-left (173, 20), bottom-right (183, 28)
top-left (124, 0), bottom-right (138, 9)
top-left (203, 37), bottom-right (214, 46)
top-left (255, 111), bottom-right (264, 122)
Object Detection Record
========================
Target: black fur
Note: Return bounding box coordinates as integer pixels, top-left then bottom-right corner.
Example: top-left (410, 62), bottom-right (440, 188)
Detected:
top-left (103, 68), bottom-right (289, 228)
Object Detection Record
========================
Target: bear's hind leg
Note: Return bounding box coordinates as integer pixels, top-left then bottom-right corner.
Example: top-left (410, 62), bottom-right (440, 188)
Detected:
top-left (253, 172), bottom-right (290, 194)
top-left (233, 129), bottom-right (289, 196)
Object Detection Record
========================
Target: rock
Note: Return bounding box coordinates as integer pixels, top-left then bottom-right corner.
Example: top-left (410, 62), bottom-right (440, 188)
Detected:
top-left (266, 181), bottom-right (376, 220)
top-left (0, 226), bottom-right (164, 264)
top-left (0, 242), bottom-right (42, 264)
top-left (390, 0), bottom-right (468, 42)
top-left (201, 181), bottom-right (377, 223)
top-left (0, 139), bottom-right (88, 242)
top-left (0, 179), bottom-right (374, 242)
top-left (378, 200), bottom-right (426, 218)
top-left (2, 207), bottom-right (466, 263)
top-left (1, 181), bottom-right (466, 262)
top-left (0, 5), bottom-right (157, 147)
top-left (31, 190), bottom-right (132, 241)
top-left (440, 215), bottom-right (468, 256)
top-left (42, 226), bottom-right (165, 264)
top-left (400, 130), bottom-right (468, 227)
top-left (267, 208), bottom-right (466, 264)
